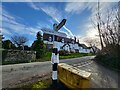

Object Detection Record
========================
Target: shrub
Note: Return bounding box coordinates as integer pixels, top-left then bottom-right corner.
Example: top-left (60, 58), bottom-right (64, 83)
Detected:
top-left (95, 52), bottom-right (120, 70)
top-left (59, 50), bottom-right (70, 56)
top-left (36, 49), bottom-right (46, 59)
top-left (31, 32), bottom-right (46, 59)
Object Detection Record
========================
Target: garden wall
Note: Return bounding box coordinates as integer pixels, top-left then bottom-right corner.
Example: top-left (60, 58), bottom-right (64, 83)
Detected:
top-left (2, 50), bottom-right (36, 63)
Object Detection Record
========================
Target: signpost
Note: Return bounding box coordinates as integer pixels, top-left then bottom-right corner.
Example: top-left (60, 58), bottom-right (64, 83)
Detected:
top-left (51, 19), bottom-right (66, 87)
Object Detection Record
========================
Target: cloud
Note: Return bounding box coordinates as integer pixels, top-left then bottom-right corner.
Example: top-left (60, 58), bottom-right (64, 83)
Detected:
top-left (72, 2), bottom-right (117, 48)
top-left (1, 7), bottom-right (45, 41)
top-left (63, 26), bottom-right (74, 37)
top-left (65, 2), bottom-right (87, 14)
top-left (41, 6), bottom-right (62, 22)
top-left (29, 2), bottom-right (74, 38)
top-left (64, 2), bottom-right (101, 40)
top-left (81, 2), bottom-right (116, 35)
top-left (30, 2), bottom-right (117, 40)
top-left (29, 2), bottom-right (40, 10)
top-left (2, 0), bottom-right (119, 2)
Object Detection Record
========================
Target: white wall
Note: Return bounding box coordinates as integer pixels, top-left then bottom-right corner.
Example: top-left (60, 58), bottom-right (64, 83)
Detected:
top-left (79, 47), bottom-right (91, 53)
top-left (63, 45), bottom-right (70, 52)
top-left (44, 40), bottom-right (91, 53)
top-left (44, 40), bottom-right (53, 45)
top-left (57, 42), bottom-right (64, 51)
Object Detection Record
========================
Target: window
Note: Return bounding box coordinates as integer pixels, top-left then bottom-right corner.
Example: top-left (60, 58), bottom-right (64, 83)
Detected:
top-left (61, 38), bottom-right (64, 43)
top-left (48, 36), bottom-right (52, 42)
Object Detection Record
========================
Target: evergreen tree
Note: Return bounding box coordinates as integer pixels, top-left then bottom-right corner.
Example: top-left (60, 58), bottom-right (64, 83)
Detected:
top-left (2, 40), bottom-right (16, 49)
top-left (31, 32), bottom-right (46, 59)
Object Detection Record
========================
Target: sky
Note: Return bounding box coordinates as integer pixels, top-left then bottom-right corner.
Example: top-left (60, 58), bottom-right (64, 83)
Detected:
top-left (0, 1), bottom-right (118, 46)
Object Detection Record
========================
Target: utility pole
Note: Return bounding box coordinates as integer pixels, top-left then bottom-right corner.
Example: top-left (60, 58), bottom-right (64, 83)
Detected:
top-left (118, 1), bottom-right (120, 44)
top-left (51, 19), bottom-right (66, 87)
top-left (97, 1), bottom-right (104, 49)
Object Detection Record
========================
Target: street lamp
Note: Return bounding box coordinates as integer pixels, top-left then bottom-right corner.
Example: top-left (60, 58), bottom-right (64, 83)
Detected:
top-left (51, 19), bottom-right (66, 86)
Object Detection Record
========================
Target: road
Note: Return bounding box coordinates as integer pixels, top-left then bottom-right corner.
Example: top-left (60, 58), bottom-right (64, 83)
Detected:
top-left (1, 56), bottom-right (119, 88)
top-left (70, 58), bottom-right (119, 88)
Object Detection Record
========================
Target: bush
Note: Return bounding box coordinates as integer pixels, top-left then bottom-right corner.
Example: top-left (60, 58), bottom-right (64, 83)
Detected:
top-left (59, 50), bottom-right (70, 56)
top-left (70, 51), bottom-right (75, 53)
top-left (36, 49), bottom-right (46, 59)
top-left (95, 53), bottom-right (120, 70)
top-left (31, 32), bottom-right (46, 59)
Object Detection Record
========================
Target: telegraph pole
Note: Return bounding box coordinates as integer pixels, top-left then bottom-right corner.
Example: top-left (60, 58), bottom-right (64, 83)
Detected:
top-left (118, 1), bottom-right (120, 44)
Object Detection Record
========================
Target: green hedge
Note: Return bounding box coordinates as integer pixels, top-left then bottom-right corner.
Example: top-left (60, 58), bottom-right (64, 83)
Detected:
top-left (95, 53), bottom-right (120, 70)
top-left (59, 50), bottom-right (71, 56)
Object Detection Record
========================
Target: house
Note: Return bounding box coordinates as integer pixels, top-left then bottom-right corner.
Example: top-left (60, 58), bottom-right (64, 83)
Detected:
top-left (90, 45), bottom-right (100, 54)
top-left (78, 44), bottom-right (92, 53)
top-left (61, 43), bottom-right (70, 52)
top-left (41, 28), bottom-right (92, 53)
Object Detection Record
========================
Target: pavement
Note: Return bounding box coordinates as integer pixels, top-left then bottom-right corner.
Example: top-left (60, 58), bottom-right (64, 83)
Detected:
top-left (1, 56), bottom-right (119, 88)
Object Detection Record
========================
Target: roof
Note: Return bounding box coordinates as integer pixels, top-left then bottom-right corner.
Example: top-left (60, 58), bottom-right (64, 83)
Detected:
top-left (79, 44), bottom-right (91, 49)
top-left (61, 43), bottom-right (70, 49)
top-left (41, 28), bottom-right (67, 38)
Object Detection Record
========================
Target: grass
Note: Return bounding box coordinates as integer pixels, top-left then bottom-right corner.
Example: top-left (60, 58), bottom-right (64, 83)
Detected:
top-left (17, 78), bottom-right (52, 89)
top-left (2, 52), bottom-right (95, 65)
top-left (38, 52), bottom-right (94, 61)
top-left (16, 78), bottom-right (68, 89)
top-left (59, 53), bottom-right (94, 59)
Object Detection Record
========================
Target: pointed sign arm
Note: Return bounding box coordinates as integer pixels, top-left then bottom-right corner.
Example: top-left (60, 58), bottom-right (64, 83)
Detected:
top-left (56, 19), bottom-right (66, 31)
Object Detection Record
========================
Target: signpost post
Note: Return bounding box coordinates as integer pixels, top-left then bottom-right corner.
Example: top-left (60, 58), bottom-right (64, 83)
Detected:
top-left (51, 19), bottom-right (66, 87)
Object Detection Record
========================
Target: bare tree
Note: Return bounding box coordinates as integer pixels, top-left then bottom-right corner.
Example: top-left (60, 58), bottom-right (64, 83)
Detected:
top-left (92, 2), bottom-right (120, 47)
top-left (11, 35), bottom-right (28, 50)
top-left (84, 37), bottom-right (100, 54)
top-left (92, 1), bottom-right (120, 58)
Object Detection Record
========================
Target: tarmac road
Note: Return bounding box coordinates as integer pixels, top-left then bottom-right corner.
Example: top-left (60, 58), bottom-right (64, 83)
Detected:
top-left (1, 56), bottom-right (119, 88)
top-left (70, 59), bottom-right (119, 88)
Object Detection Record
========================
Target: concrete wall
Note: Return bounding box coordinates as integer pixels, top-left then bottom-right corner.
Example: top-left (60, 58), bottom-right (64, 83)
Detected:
top-left (3, 50), bottom-right (36, 62)
top-left (58, 63), bottom-right (91, 89)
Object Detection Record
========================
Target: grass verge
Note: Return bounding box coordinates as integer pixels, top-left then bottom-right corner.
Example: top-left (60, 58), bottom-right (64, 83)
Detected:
top-left (16, 78), bottom-right (68, 90)
top-left (17, 78), bottom-right (52, 89)
top-left (2, 52), bottom-right (94, 65)
top-left (35, 52), bottom-right (94, 62)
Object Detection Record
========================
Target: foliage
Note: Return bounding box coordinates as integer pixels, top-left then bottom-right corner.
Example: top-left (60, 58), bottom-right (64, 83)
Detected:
top-left (60, 53), bottom-right (94, 59)
top-left (17, 79), bottom-right (52, 89)
top-left (2, 40), bottom-right (16, 49)
top-left (2, 51), bottom-right (94, 65)
top-left (96, 44), bottom-right (120, 70)
top-left (31, 32), bottom-right (46, 59)
top-left (93, 2), bottom-right (120, 70)
top-left (59, 50), bottom-right (70, 56)
top-left (34, 52), bottom-right (94, 62)
top-left (24, 45), bottom-right (31, 50)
